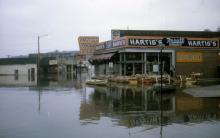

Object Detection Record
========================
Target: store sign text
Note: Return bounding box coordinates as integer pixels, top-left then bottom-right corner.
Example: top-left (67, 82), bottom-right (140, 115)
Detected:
top-left (113, 39), bottom-right (126, 47)
top-left (176, 52), bottom-right (203, 62)
top-left (96, 43), bottom-right (106, 50)
top-left (106, 41), bottom-right (112, 49)
top-left (129, 38), bottom-right (218, 48)
top-left (49, 60), bottom-right (58, 65)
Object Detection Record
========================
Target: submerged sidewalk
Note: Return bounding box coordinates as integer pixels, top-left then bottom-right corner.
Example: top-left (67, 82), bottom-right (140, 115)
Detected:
top-left (184, 85), bottom-right (220, 97)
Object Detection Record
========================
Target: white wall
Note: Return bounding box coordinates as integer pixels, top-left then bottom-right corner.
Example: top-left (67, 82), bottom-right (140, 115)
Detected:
top-left (0, 64), bottom-right (37, 75)
top-left (0, 75), bottom-right (37, 86)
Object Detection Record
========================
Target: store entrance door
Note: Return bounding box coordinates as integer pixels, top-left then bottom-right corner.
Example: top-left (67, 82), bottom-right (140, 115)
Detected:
top-left (134, 63), bottom-right (143, 75)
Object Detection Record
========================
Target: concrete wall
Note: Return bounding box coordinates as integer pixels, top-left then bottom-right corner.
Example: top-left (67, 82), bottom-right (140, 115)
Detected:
top-left (0, 64), bottom-right (37, 75)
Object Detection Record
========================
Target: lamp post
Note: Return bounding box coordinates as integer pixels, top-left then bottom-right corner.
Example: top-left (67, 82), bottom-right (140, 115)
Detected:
top-left (159, 45), bottom-right (165, 93)
top-left (159, 44), bottom-right (165, 137)
top-left (37, 34), bottom-right (48, 84)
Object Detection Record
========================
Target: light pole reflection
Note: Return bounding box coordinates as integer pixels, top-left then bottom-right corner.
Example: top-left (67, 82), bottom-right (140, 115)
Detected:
top-left (37, 34), bottom-right (47, 114)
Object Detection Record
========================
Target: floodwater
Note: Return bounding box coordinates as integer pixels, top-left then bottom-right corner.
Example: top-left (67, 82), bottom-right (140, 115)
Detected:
top-left (0, 74), bottom-right (220, 138)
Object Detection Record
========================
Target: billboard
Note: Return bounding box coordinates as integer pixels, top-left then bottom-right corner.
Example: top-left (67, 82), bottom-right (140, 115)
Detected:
top-left (78, 36), bottom-right (99, 55)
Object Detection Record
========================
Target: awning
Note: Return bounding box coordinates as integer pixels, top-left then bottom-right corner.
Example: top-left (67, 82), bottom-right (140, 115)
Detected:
top-left (89, 53), bottom-right (116, 63)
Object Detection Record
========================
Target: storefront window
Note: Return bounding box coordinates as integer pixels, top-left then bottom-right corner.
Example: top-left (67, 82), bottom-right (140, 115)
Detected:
top-left (126, 53), bottom-right (142, 61)
top-left (121, 53), bottom-right (125, 61)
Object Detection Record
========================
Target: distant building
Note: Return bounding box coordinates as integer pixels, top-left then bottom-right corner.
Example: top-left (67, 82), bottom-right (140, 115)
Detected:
top-left (0, 57), bottom-right (37, 76)
top-left (77, 36), bottom-right (99, 71)
top-left (0, 50), bottom-right (80, 80)
top-left (0, 57), bottom-right (37, 84)
top-left (29, 50), bottom-right (79, 76)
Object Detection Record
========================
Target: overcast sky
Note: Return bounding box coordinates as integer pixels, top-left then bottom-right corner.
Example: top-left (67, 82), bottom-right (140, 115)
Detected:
top-left (0, 0), bottom-right (220, 57)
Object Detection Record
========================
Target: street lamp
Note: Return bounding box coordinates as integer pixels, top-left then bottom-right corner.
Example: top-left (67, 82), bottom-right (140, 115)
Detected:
top-left (37, 34), bottom-right (48, 83)
top-left (159, 44), bottom-right (165, 137)
top-left (159, 44), bottom-right (165, 92)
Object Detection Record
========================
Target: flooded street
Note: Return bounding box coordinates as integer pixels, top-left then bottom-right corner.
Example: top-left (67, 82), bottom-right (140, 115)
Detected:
top-left (0, 74), bottom-right (220, 138)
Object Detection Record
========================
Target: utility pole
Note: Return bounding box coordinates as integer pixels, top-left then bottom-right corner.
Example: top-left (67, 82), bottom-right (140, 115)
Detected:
top-left (37, 34), bottom-right (48, 84)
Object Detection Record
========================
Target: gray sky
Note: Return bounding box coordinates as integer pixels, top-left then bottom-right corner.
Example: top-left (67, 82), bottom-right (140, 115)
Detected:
top-left (0, 0), bottom-right (220, 58)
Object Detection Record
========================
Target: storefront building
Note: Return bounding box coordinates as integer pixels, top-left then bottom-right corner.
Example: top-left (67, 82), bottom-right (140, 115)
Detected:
top-left (89, 30), bottom-right (220, 78)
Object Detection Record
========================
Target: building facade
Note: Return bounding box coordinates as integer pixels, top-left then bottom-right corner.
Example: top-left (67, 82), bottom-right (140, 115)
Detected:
top-left (90, 30), bottom-right (220, 78)
top-left (29, 50), bottom-right (79, 76)
top-left (0, 57), bottom-right (37, 76)
top-left (78, 36), bottom-right (99, 71)
top-left (0, 50), bottom-right (79, 81)
top-left (0, 57), bottom-right (37, 84)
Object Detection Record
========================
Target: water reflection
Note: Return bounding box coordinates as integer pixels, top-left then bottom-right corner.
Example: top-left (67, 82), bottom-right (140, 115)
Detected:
top-left (80, 85), bottom-right (175, 130)
top-left (175, 92), bottom-right (220, 123)
top-left (0, 74), bottom-right (219, 138)
top-left (0, 75), bottom-right (37, 86)
top-left (0, 73), bottom-right (87, 115)
top-left (80, 84), bottom-right (220, 136)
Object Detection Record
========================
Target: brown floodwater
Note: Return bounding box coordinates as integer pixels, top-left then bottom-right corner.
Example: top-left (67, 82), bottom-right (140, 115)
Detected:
top-left (0, 74), bottom-right (220, 138)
